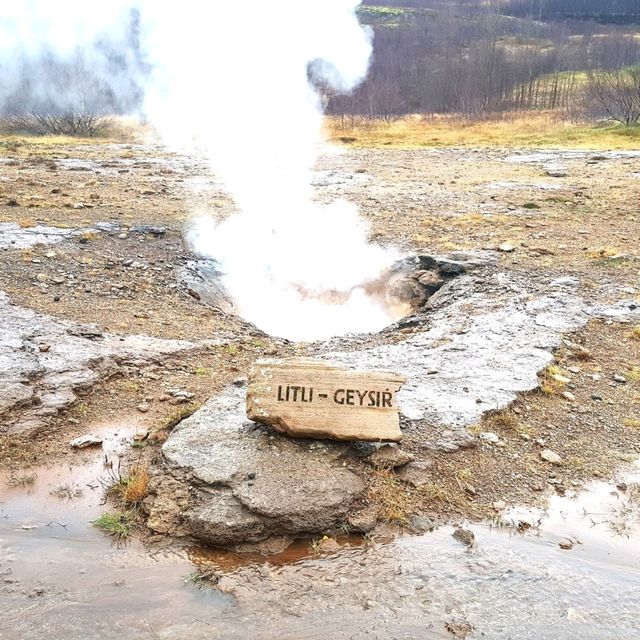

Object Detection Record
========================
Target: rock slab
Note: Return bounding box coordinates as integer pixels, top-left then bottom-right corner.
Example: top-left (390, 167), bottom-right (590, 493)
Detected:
top-left (159, 383), bottom-right (366, 546)
top-left (246, 358), bottom-right (406, 442)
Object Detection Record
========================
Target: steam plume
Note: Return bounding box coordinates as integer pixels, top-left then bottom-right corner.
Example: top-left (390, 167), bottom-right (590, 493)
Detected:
top-left (0, 2), bottom-right (400, 341)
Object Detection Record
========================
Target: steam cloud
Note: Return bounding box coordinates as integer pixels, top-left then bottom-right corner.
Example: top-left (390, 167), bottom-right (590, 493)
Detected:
top-left (0, 2), bottom-right (400, 341)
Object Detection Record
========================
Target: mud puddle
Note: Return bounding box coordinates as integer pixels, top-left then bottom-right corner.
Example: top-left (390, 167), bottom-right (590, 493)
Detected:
top-left (2, 442), bottom-right (640, 639)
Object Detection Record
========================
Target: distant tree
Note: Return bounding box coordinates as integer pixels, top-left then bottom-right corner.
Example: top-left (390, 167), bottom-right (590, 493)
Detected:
top-left (587, 67), bottom-right (640, 125)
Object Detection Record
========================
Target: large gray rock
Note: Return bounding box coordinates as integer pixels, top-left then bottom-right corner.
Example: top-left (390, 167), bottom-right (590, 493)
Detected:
top-left (159, 384), bottom-right (366, 546)
top-left (328, 272), bottom-right (589, 429)
top-left (0, 291), bottom-right (195, 434)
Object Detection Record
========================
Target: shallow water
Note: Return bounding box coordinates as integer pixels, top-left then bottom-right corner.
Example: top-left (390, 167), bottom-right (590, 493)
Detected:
top-left (2, 439), bottom-right (640, 639)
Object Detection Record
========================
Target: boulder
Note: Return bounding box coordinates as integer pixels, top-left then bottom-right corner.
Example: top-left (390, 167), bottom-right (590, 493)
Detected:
top-left (160, 383), bottom-right (366, 546)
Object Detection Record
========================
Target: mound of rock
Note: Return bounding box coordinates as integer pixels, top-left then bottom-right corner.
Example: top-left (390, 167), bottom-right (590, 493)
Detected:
top-left (154, 383), bottom-right (367, 546)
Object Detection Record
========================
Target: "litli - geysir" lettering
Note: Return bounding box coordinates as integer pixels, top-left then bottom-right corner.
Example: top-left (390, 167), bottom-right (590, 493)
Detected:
top-left (276, 385), bottom-right (393, 408)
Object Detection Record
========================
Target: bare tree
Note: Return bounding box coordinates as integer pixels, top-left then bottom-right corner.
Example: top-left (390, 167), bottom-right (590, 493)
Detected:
top-left (587, 67), bottom-right (640, 125)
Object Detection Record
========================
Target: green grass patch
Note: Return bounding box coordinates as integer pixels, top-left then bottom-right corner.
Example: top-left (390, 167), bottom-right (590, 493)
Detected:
top-left (593, 256), bottom-right (632, 269)
top-left (92, 511), bottom-right (135, 541)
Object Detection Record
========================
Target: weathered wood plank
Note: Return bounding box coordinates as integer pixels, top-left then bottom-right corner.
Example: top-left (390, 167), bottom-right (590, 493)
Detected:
top-left (247, 358), bottom-right (406, 441)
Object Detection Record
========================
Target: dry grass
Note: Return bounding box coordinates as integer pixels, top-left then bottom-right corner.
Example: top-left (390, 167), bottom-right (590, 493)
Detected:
top-left (587, 247), bottom-right (624, 259)
top-left (324, 112), bottom-right (640, 150)
top-left (17, 218), bottom-right (36, 228)
top-left (367, 469), bottom-right (414, 525)
top-left (486, 408), bottom-right (519, 431)
top-left (78, 230), bottom-right (98, 242)
top-left (623, 418), bottom-right (640, 429)
top-left (0, 118), bottom-right (144, 153)
top-left (539, 365), bottom-right (569, 395)
top-left (628, 367), bottom-right (640, 382)
top-left (6, 471), bottom-right (36, 487)
top-left (631, 327), bottom-right (640, 341)
top-left (107, 464), bottom-right (150, 506)
top-left (161, 404), bottom-right (199, 431)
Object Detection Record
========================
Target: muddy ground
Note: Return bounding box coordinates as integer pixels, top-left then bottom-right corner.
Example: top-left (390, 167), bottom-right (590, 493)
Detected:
top-left (1, 140), bottom-right (638, 515)
top-left (1, 137), bottom-right (639, 638)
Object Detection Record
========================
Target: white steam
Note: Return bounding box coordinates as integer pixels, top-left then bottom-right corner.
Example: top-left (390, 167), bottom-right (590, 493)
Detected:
top-left (0, 1), bottom-right (401, 341)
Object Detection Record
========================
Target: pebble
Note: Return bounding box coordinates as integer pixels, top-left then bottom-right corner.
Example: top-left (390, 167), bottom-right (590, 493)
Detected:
top-left (137, 402), bottom-right (150, 413)
top-left (479, 432), bottom-right (500, 444)
top-left (559, 540), bottom-right (573, 550)
top-left (407, 514), bottom-right (435, 534)
top-left (613, 374), bottom-right (627, 383)
top-left (498, 242), bottom-right (515, 253)
top-left (561, 391), bottom-right (576, 402)
top-left (492, 500), bottom-right (506, 511)
top-left (69, 434), bottom-right (103, 449)
top-left (452, 528), bottom-right (475, 547)
top-left (540, 449), bottom-right (563, 465)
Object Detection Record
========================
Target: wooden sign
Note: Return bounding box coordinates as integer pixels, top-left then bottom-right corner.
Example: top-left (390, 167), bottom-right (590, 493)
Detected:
top-left (246, 358), bottom-right (406, 441)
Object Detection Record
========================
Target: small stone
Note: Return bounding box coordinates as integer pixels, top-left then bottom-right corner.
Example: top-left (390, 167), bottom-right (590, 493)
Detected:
top-left (559, 539), bottom-right (573, 550)
top-left (613, 374), bottom-right (627, 383)
top-left (137, 402), bottom-right (150, 413)
top-left (561, 391), bottom-right (576, 402)
top-left (551, 374), bottom-right (571, 384)
top-left (69, 434), bottom-right (103, 449)
top-left (445, 621), bottom-right (474, 638)
top-left (452, 528), bottom-right (475, 547)
top-left (479, 432), bottom-right (500, 444)
top-left (541, 449), bottom-right (563, 465)
top-left (187, 288), bottom-right (201, 301)
top-left (545, 166), bottom-right (567, 178)
top-left (591, 394), bottom-right (603, 401)
top-left (397, 460), bottom-right (435, 488)
top-left (492, 500), bottom-right (506, 511)
top-left (407, 514), bottom-right (435, 534)
top-left (498, 242), bottom-right (515, 253)
top-left (369, 444), bottom-right (414, 469)
top-left (318, 536), bottom-right (341, 553)
top-left (347, 505), bottom-right (378, 533)
top-left (38, 344), bottom-right (50, 352)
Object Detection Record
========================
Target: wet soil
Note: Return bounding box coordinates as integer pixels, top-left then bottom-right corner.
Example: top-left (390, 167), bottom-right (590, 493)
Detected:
top-left (2, 438), bottom-right (639, 639)
top-left (0, 137), bottom-right (639, 637)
